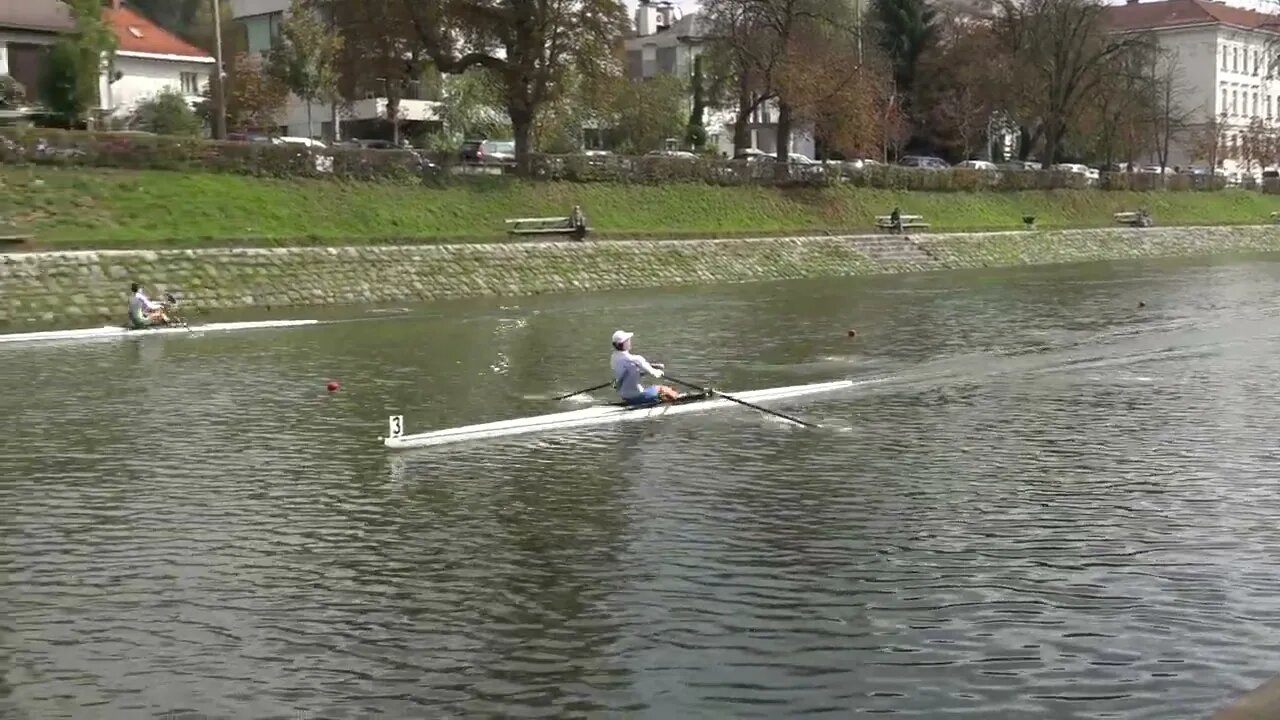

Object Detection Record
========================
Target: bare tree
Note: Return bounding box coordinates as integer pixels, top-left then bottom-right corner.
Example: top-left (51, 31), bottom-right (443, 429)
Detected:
top-left (1189, 112), bottom-right (1230, 175)
top-left (914, 13), bottom-right (1002, 160)
top-left (1148, 49), bottom-right (1193, 173)
top-left (1077, 43), bottom-right (1151, 170)
top-left (993, 0), bottom-right (1153, 168)
top-left (701, 0), bottom-right (783, 156)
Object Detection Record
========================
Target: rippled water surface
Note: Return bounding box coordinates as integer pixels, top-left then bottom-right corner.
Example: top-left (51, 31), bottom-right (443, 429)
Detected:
top-left (5, 255), bottom-right (1280, 719)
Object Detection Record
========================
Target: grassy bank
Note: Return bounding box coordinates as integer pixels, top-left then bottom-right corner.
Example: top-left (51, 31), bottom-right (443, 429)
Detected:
top-left (4, 165), bottom-right (1279, 248)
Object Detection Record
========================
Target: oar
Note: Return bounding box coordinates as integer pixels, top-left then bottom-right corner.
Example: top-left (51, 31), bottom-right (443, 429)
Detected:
top-left (164, 293), bottom-right (193, 333)
top-left (553, 381), bottom-right (612, 401)
top-left (665, 375), bottom-right (819, 428)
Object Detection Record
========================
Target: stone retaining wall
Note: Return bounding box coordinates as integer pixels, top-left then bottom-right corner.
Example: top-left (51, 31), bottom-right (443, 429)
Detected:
top-left (3, 226), bottom-right (1280, 329)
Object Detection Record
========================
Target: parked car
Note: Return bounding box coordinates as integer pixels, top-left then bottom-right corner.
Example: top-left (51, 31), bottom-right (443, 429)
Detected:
top-left (898, 155), bottom-right (949, 170)
top-left (461, 138), bottom-right (516, 164)
top-left (1052, 162), bottom-right (1099, 184)
top-left (955, 159), bottom-right (998, 171)
top-left (997, 160), bottom-right (1040, 171)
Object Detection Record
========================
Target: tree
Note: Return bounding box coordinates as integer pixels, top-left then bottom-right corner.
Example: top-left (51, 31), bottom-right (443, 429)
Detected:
top-left (1189, 112), bottom-right (1229, 175)
top-left (402, 0), bottom-right (630, 175)
top-left (693, 0), bottom-right (780, 156)
top-left (870, 0), bottom-right (936, 95)
top-left (329, 0), bottom-right (424, 144)
top-left (600, 74), bottom-right (690, 153)
top-left (435, 68), bottom-right (509, 146)
top-left (1240, 117), bottom-right (1272, 175)
top-left (807, 49), bottom-right (899, 159)
top-left (1147, 50), bottom-right (1193, 172)
top-left (913, 17), bottom-right (1001, 160)
top-left (993, 0), bottom-right (1152, 167)
top-left (705, 0), bottom-right (863, 162)
top-left (199, 52), bottom-right (288, 132)
top-left (1076, 43), bottom-right (1152, 171)
top-left (39, 0), bottom-right (116, 128)
top-left (266, 0), bottom-right (343, 140)
top-left (130, 87), bottom-right (202, 135)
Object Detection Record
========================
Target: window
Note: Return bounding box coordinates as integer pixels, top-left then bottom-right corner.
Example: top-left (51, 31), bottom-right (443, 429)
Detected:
top-left (1223, 46), bottom-right (1228, 70)
top-left (1233, 46), bottom-right (1239, 72)
top-left (1253, 91), bottom-right (1259, 117)
top-left (1223, 87), bottom-right (1229, 113)
top-left (180, 72), bottom-right (199, 95)
top-left (243, 11), bottom-right (283, 54)
top-left (1233, 89), bottom-right (1239, 114)
top-left (1268, 96), bottom-right (1273, 120)
top-left (1255, 50), bottom-right (1261, 75)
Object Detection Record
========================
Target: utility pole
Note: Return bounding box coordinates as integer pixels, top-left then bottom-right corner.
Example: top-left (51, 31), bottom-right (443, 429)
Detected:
top-left (212, 0), bottom-right (227, 139)
top-left (856, 0), bottom-right (863, 65)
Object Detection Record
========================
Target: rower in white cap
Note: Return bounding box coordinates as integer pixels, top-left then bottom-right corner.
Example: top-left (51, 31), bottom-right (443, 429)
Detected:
top-left (610, 329), bottom-right (681, 405)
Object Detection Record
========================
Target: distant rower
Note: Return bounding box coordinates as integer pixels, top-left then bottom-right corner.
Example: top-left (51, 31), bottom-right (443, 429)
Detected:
top-left (610, 329), bottom-right (680, 405)
top-left (128, 282), bottom-right (169, 329)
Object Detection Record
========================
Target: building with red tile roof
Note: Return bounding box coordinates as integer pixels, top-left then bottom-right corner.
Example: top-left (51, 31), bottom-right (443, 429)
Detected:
top-left (99, 0), bottom-right (216, 122)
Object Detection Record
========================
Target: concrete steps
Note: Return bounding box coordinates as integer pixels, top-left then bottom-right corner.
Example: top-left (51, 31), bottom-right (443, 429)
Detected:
top-left (848, 235), bottom-right (939, 270)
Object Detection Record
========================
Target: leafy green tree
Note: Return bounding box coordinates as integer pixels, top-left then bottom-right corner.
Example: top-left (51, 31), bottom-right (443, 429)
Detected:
top-left (266, 0), bottom-right (343, 139)
top-left (199, 52), bottom-right (288, 133)
top-left (402, 0), bottom-right (630, 174)
top-left (436, 69), bottom-right (509, 144)
top-left (603, 75), bottom-right (689, 154)
top-left (130, 87), bottom-right (203, 135)
top-left (39, 0), bottom-right (116, 127)
top-left (328, 0), bottom-right (424, 144)
top-left (870, 0), bottom-right (936, 94)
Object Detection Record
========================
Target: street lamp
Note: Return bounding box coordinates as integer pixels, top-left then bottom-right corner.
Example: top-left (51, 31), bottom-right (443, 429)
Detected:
top-left (212, 0), bottom-right (227, 139)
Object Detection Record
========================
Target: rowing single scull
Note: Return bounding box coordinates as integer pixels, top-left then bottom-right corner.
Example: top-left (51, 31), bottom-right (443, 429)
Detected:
top-left (0, 319), bottom-right (321, 345)
top-left (382, 379), bottom-right (854, 449)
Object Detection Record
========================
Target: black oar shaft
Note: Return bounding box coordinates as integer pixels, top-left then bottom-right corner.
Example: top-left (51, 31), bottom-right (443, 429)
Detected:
top-left (665, 375), bottom-right (817, 428)
top-left (553, 381), bottom-right (612, 401)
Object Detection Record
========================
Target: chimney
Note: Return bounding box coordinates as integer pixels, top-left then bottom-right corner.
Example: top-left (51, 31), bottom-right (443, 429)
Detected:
top-left (635, 1), bottom-right (659, 37)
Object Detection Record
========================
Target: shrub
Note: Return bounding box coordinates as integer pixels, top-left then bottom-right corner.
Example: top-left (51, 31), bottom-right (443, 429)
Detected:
top-left (0, 126), bottom-right (1263, 193)
top-left (129, 88), bottom-right (202, 136)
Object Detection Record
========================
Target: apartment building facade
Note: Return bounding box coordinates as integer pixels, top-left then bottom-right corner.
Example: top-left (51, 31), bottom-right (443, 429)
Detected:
top-left (229, 0), bottom-right (441, 141)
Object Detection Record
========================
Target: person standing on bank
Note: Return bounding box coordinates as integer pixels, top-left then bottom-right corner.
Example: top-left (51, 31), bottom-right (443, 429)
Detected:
top-left (610, 330), bottom-right (681, 405)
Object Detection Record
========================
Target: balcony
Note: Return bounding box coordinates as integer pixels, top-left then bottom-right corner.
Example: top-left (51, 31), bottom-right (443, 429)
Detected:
top-left (346, 97), bottom-right (442, 123)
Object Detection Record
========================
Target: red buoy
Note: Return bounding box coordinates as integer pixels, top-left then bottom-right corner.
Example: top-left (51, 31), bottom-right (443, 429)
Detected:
top-left (327, 381), bottom-right (340, 392)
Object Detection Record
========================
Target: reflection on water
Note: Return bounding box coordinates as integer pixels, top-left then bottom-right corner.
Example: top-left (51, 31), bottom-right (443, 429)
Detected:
top-left (4, 255), bottom-right (1280, 718)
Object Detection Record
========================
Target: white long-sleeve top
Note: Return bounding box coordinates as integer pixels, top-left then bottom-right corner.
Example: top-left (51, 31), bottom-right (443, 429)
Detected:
top-left (129, 290), bottom-right (160, 318)
top-left (611, 349), bottom-right (660, 400)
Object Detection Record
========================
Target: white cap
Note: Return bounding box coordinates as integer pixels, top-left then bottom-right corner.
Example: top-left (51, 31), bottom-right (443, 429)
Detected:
top-left (611, 329), bottom-right (633, 346)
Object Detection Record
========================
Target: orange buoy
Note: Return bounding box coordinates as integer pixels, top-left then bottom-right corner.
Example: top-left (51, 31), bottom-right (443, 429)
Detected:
top-left (847, 328), bottom-right (858, 337)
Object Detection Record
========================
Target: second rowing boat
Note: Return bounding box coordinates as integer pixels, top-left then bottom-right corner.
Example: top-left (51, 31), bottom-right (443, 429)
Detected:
top-left (0, 319), bottom-right (321, 345)
top-left (382, 379), bottom-right (854, 449)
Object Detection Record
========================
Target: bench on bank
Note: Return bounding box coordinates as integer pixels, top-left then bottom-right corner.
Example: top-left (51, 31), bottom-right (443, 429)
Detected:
top-left (506, 206), bottom-right (590, 240)
top-left (1114, 210), bottom-right (1153, 227)
top-left (874, 213), bottom-right (930, 232)
top-left (0, 233), bottom-right (32, 251)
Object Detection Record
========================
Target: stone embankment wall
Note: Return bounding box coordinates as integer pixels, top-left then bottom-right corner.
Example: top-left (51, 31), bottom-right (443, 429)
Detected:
top-left (3, 226), bottom-right (1280, 329)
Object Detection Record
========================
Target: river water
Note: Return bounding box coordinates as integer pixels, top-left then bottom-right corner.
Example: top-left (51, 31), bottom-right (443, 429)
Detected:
top-left (3, 254), bottom-right (1280, 719)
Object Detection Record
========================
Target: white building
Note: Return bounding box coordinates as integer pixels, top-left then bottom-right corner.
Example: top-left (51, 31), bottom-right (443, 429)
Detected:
top-left (622, 0), bottom-right (816, 158)
top-left (1108, 0), bottom-right (1280, 174)
top-left (100, 0), bottom-right (216, 120)
top-left (230, 0), bottom-right (442, 141)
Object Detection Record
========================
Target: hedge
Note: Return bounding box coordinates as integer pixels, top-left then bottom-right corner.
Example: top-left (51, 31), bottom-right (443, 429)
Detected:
top-left (0, 126), bottom-right (1262, 193)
